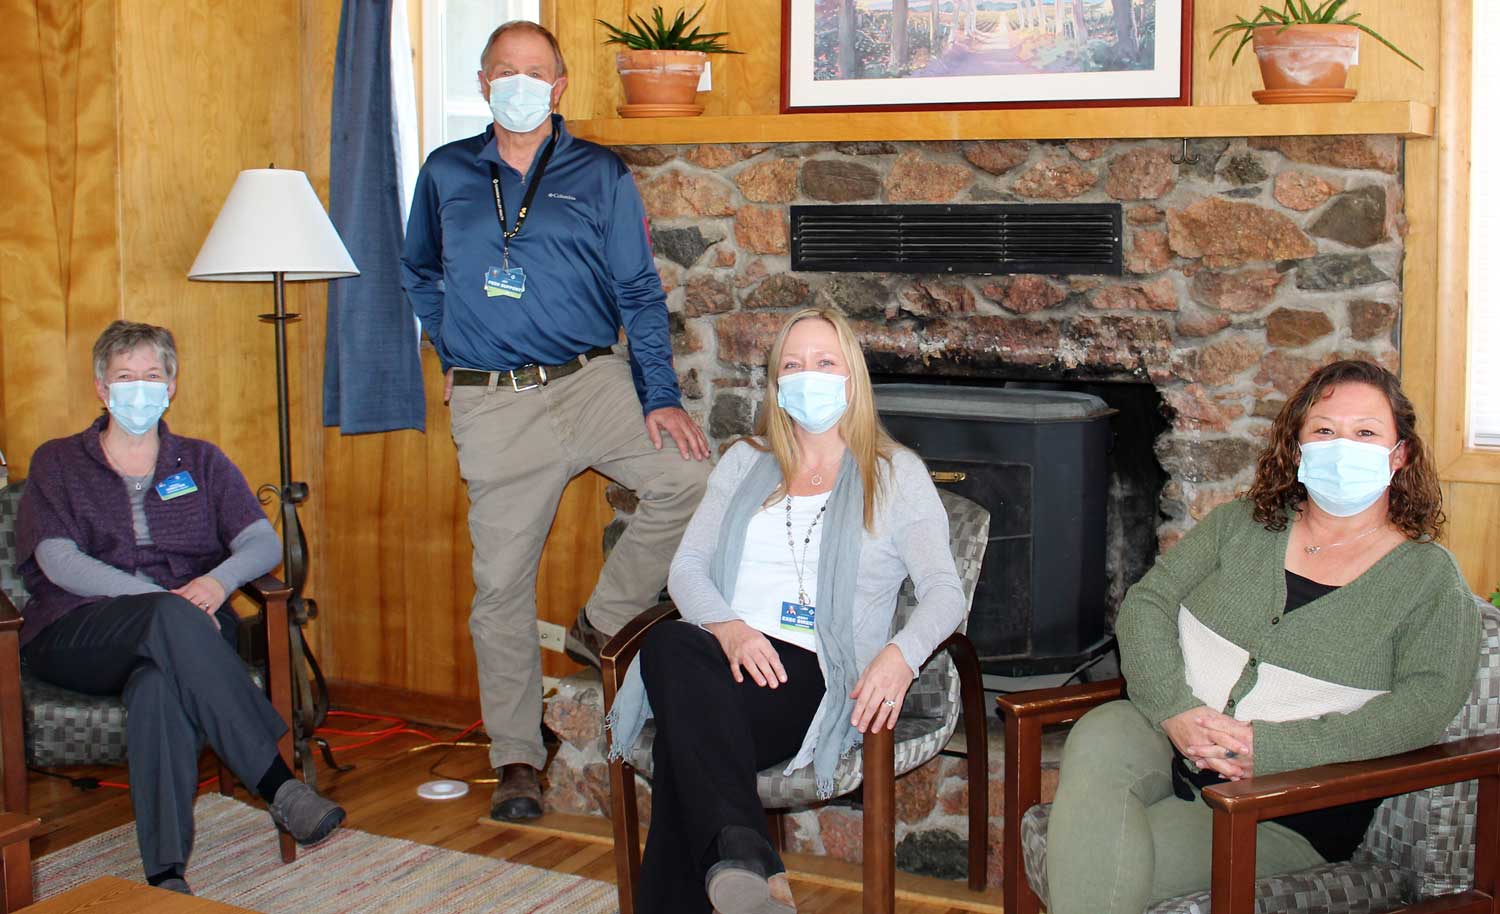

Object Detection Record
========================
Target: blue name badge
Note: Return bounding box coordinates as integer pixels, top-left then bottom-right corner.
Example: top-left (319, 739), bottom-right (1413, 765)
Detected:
top-left (780, 600), bottom-right (815, 633)
top-left (484, 266), bottom-right (526, 299)
top-left (155, 471), bottom-right (198, 501)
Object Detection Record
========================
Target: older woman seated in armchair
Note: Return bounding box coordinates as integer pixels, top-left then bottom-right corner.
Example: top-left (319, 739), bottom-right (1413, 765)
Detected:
top-left (1044, 359), bottom-right (1481, 914)
top-left (15, 321), bottom-right (345, 894)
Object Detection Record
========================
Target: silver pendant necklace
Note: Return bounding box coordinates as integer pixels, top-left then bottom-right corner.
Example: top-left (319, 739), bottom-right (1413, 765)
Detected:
top-left (1302, 521), bottom-right (1384, 555)
top-left (785, 495), bottom-right (828, 605)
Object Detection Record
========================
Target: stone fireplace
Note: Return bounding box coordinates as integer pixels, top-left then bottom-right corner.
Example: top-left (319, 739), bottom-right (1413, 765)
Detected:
top-left (546, 131), bottom-right (1406, 884)
top-left (635, 133), bottom-right (1403, 548)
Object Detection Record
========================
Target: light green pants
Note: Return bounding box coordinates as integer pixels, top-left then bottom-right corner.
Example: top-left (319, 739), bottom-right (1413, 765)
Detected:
top-left (1045, 701), bottom-right (1327, 914)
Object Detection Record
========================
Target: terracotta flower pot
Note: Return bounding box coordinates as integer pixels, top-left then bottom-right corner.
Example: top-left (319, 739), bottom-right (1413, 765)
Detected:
top-left (615, 49), bottom-right (707, 117)
top-left (1252, 23), bottom-right (1359, 91)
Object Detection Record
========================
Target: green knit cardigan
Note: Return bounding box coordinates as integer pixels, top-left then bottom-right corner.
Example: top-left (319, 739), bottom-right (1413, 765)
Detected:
top-left (1117, 498), bottom-right (1481, 777)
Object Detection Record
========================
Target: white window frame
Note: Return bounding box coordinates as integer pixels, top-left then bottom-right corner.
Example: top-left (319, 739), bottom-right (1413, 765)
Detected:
top-left (1468, 0), bottom-right (1500, 448)
top-left (420, 0), bottom-right (540, 158)
top-left (1433, 0), bottom-right (1500, 485)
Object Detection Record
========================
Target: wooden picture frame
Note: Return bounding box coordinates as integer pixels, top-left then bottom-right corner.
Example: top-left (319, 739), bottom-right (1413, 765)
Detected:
top-left (781, 0), bottom-right (1193, 113)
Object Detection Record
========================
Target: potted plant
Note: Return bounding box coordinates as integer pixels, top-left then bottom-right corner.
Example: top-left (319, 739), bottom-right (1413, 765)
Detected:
top-left (1211, 1), bottom-right (1421, 104)
top-left (597, 5), bottom-right (739, 117)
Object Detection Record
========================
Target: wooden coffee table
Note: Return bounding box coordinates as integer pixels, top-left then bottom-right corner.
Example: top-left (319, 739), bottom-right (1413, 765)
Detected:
top-left (19, 876), bottom-right (257, 913)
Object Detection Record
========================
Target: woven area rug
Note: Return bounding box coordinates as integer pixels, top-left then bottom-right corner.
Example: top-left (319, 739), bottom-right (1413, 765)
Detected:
top-left (34, 794), bottom-right (618, 913)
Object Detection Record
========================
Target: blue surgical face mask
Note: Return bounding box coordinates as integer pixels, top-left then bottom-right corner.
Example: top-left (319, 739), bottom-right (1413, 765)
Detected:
top-left (777, 371), bottom-right (849, 434)
top-left (107, 381), bottom-right (171, 437)
top-left (487, 74), bottom-right (554, 133)
top-left (1297, 438), bottom-right (1400, 517)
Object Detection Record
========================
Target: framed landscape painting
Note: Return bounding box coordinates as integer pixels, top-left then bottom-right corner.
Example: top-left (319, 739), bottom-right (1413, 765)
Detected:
top-left (781, 0), bottom-right (1192, 112)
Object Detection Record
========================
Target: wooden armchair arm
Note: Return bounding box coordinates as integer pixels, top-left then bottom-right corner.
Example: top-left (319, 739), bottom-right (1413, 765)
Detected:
top-left (600, 602), bottom-right (681, 703)
top-left (0, 594), bottom-right (18, 633)
top-left (237, 574), bottom-right (292, 608)
top-left (994, 677), bottom-right (1126, 726)
top-left (997, 677), bottom-right (1126, 914)
top-left (235, 575), bottom-right (293, 768)
top-left (0, 813), bottom-right (38, 849)
top-left (1204, 734), bottom-right (1500, 819)
top-left (0, 594), bottom-right (22, 816)
top-left (1205, 735), bottom-right (1500, 914)
top-left (0, 810), bottom-right (38, 914)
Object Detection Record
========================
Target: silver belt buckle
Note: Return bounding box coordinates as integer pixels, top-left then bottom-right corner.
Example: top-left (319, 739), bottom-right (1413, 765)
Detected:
top-left (508, 364), bottom-right (547, 392)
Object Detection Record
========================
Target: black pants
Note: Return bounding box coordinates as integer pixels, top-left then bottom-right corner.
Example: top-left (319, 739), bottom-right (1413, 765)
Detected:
top-left (636, 621), bottom-right (825, 914)
top-left (22, 592), bottom-right (288, 878)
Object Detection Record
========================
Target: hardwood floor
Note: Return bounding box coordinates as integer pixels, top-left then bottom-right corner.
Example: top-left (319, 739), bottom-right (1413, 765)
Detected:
top-left (25, 717), bottom-right (999, 914)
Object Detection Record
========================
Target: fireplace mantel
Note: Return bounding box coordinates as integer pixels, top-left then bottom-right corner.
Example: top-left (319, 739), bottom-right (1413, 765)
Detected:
top-left (568, 100), bottom-right (1432, 147)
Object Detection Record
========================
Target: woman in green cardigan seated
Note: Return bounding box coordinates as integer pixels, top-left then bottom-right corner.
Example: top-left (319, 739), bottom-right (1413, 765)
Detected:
top-left (1046, 359), bottom-right (1481, 914)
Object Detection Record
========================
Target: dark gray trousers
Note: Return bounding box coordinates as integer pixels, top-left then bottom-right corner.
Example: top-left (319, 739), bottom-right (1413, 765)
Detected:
top-left (23, 592), bottom-right (288, 878)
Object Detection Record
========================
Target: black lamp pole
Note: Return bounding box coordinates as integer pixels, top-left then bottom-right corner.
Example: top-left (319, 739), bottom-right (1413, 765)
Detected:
top-left (258, 271), bottom-right (338, 786)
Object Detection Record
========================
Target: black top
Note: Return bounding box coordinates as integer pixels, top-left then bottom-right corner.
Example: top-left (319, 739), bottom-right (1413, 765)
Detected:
top-left (1170, 570), bottom-right (1381, 863)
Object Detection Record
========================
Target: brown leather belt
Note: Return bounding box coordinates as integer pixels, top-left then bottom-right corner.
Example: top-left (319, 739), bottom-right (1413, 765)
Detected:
top-left (452, 347), bottom-right (615, 391)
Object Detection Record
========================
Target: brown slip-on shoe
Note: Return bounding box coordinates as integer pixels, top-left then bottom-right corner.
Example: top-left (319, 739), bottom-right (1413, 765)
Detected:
top-left (490, 764), bottom-right (543, 821)
top-left (564, 608), bottom-right (607, 670)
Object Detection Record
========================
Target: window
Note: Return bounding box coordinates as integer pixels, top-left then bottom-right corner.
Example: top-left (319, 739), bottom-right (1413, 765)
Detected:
top-left (1469, 0), bottom-right (1500, 447)
top-left (421, 0), bottom-right (540, 156)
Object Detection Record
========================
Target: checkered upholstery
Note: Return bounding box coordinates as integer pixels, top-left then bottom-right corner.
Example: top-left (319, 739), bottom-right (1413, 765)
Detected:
top-left (1019, 596), bottom-right (1500, 914)
top-left (0, 484), bottom-right (29, 613)
top-left (1, 478), bottom-right (267, 768)
top-left (629, 489), bottom-right (989, 807)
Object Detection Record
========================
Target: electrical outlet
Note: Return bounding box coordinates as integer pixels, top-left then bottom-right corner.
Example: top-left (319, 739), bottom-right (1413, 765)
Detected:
top-left (538, 619), bottom-right (566, 654)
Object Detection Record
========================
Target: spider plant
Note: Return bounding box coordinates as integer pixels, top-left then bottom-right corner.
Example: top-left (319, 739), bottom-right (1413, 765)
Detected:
top-left (1210, 0), bottom-right (1421, 69)
top-left (596, 5), bottom-right (741, 54)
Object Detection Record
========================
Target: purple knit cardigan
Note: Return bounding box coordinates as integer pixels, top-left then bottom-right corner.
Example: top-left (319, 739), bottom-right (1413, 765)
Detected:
top-left (15, 416), bottom-right (266, 645)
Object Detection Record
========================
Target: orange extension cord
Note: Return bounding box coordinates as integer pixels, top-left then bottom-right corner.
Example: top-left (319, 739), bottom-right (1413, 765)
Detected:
top-left (84, 710), bottom-right (488, 791)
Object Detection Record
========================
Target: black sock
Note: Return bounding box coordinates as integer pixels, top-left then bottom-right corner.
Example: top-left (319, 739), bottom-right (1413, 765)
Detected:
top-left (147, 868), bottom-right (180, 886)
top-left (256, 755), bottom-right (295, 803)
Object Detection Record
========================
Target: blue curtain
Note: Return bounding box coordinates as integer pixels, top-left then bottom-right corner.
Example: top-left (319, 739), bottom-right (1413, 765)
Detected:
top-left (324, 0), bottom-right (425, 434)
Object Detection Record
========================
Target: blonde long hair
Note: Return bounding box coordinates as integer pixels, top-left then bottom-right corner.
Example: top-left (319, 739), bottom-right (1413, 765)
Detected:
top-left (748, 308), bottom-right (899, 530)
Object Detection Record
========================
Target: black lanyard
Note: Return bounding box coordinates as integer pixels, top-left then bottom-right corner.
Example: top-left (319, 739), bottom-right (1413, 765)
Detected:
top-left (487, 130), bottom-right (558, 265)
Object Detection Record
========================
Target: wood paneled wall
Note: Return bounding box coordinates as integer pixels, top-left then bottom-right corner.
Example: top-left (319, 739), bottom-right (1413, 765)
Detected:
top-left (0, 0), bottom-right (1491, 726)
top-left (0, 0), bottom-right (603, 729)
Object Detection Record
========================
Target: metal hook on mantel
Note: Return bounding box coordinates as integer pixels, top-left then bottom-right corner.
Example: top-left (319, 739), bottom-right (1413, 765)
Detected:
top-left (1169, 138), bottom-right (1200, 166)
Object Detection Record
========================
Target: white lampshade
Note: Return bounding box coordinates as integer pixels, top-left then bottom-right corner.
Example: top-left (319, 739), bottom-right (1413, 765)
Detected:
top-left (188, 168), bottom-right (359, 282)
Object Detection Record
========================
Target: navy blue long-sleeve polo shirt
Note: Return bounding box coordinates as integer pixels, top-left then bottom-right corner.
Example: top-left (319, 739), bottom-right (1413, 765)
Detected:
top-left (400, 115), bottom-right (679, 414)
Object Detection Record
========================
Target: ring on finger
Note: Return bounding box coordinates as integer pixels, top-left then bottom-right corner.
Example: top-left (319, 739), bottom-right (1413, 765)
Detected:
top-left (882, 699), bottom-right (897, 708)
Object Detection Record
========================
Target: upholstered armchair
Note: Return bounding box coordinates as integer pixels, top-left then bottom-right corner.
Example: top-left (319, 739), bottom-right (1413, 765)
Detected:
top-left (601, 488), bottom-right (992, 914)
top-left (0, 479), bottom-right (301, 895)
top-left (997, 595), bottom-right (1500, 914)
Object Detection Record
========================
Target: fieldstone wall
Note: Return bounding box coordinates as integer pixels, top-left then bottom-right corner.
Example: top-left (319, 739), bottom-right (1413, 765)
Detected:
top-left (624, 133), bottom-right (1406, 543)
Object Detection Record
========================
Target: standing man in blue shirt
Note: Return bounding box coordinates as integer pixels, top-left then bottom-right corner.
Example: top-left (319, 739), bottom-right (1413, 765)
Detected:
top-left (401, 20), bottom-right (710, 822)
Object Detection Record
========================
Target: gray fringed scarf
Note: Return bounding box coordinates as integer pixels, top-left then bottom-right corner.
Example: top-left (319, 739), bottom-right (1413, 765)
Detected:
top-left (607, 448), bottom-right (865, 798)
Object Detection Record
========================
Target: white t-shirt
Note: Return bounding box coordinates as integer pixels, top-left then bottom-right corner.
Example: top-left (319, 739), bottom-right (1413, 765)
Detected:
top-left (727, 490), bottom-right (832, 653)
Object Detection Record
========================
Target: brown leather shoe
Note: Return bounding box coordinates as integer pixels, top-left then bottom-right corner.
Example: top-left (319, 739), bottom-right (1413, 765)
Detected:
top-left (490, 764), bottom-right (543, 821)
top-left (564, 607), bottom-right (608, 670)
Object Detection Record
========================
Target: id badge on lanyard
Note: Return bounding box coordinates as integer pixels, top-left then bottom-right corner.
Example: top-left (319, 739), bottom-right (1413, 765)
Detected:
top-left (483, 131), bottom-right (557, 302)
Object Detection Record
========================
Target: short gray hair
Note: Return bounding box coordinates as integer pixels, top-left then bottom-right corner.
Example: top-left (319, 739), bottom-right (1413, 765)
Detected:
top-left (92, 320), bottom-right (178, 383)
top-left (480, 20), bottom-right (567, 78)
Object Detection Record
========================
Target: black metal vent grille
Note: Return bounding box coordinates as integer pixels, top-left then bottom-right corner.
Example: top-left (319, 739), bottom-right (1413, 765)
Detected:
top-left (790, 203), bottom-right (1122, 276)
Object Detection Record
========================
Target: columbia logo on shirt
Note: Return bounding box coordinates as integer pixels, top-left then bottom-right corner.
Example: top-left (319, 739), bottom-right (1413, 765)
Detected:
top-left (547, 192), bottom-right (578, 201)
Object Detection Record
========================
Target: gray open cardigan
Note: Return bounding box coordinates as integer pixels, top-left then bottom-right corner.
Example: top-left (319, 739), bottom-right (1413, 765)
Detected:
top-left (607, 440), bottom-right (967, 796)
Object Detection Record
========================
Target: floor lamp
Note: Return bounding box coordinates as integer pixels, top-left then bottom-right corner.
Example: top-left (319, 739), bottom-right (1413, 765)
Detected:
top-left (189, 168), bottom-right (358, 784)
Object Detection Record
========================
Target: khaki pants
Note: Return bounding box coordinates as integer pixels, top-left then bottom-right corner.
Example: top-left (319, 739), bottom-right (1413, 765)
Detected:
top-left (448, 354), bottom-right (709, 770)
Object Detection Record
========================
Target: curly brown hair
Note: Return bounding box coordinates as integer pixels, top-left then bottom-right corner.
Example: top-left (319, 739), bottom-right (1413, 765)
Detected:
top-left (1245, 359), bottom-right (1445, 541)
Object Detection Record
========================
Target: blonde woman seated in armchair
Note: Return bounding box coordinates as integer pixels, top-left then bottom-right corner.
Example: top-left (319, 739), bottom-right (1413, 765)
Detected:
top-left (606, 308), bottom-right (967, 914)
top-left (1045, 359), bottom-right (1481, 914)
